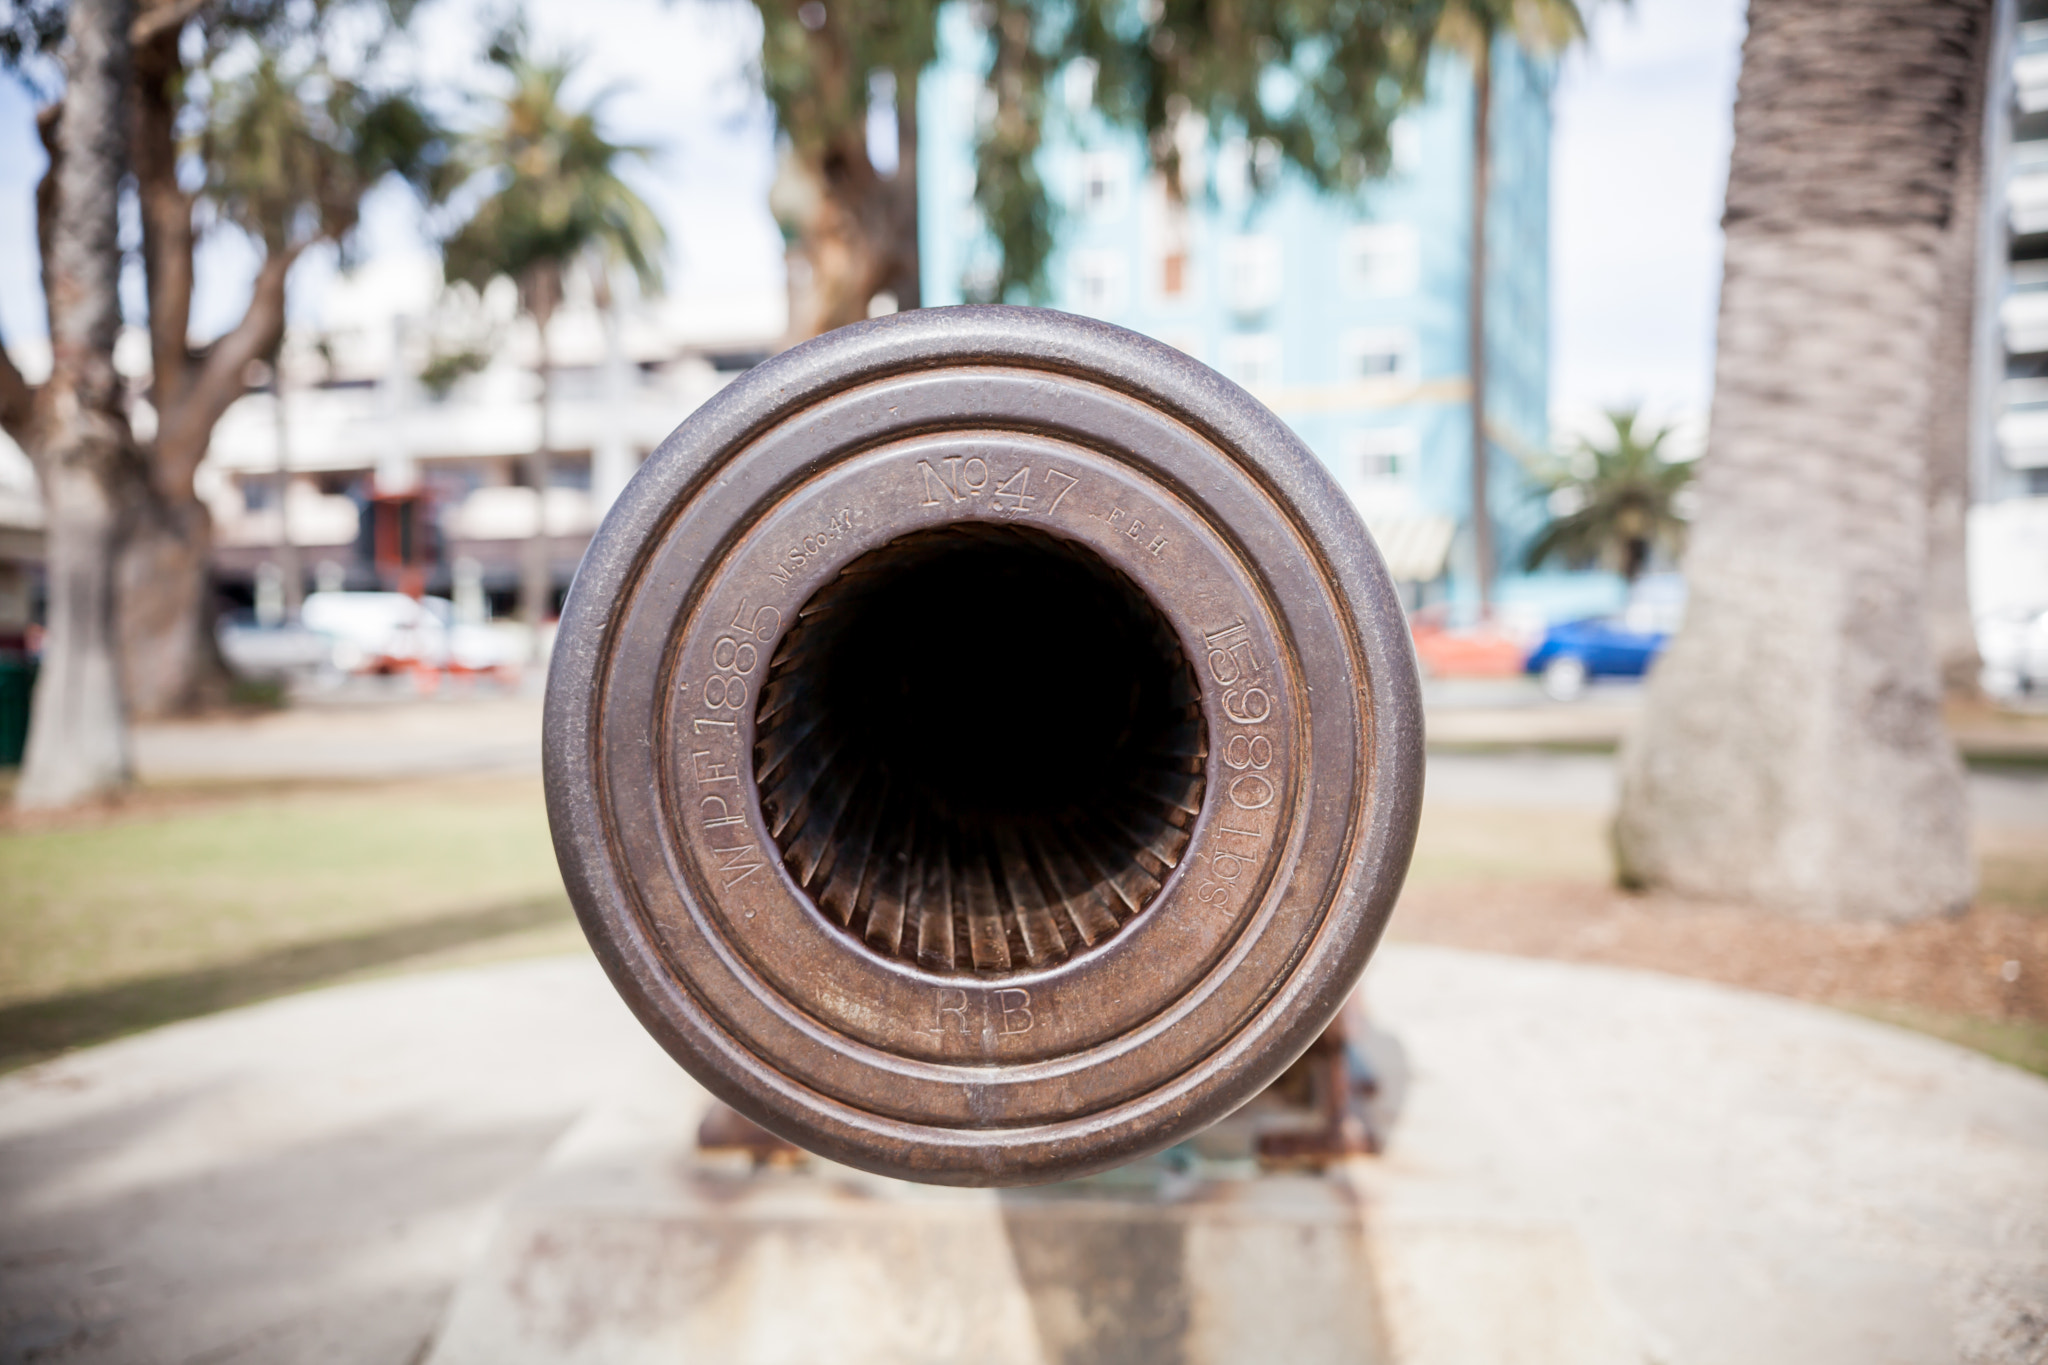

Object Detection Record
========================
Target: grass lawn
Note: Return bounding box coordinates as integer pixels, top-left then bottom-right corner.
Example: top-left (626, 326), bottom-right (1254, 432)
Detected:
top-left (0, 776), bottom-right (583, 1071)
top-left (1, 767), bottom-right (2042, 1081)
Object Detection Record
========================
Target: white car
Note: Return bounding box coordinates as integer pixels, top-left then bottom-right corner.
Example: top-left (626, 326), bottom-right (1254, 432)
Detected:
top-left (446, 620), bottom-right (532, 673)
top-left (301, 591), bottom-right (454, 673)
top-left (1978, 606), bottom-right (2048, 698)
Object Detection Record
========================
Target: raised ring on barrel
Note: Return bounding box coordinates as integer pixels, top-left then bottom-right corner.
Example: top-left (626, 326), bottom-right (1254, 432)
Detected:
top-left (543, 307), bottom-right (1424, 1186)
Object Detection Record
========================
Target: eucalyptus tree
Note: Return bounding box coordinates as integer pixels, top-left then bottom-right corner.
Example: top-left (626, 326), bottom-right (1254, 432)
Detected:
top-left (1615, 0), bottom-right (1988, 923)
top-left (1, 0), bottom-right (446, 806)
top-left (766, 0), bottom-right (1586, 619)
top-left (1523, 409), bottom-right (1690, 584)
top-left (442, 25), bottom-right (665, 638)
top-left (991, 0), bottom-right (1445, 302)
top-left (3, 0), bottom-right (135, 807)
top-left (755, 0), bottom-right (1447, 326)
top-left (125, 50), bottom-right (448, 705)
top-left (755, 0), bottom-right (937, 336)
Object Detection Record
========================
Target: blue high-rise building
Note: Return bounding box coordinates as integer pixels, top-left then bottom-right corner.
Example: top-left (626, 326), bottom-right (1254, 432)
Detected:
top-left (918, 7), bottom-right (1554, 609)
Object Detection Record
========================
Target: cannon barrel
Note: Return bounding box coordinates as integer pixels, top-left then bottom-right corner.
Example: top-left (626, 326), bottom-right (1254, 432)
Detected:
top-left (543, 307), bottom-right (1424, 1186)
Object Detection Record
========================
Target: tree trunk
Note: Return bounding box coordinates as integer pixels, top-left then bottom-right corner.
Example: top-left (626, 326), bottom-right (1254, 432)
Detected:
top-left (116, 493), bottom-right (231, 715)
top-left (1925, 7), bottom-right (1996, 701)
top-left (117, 235), bottom-right (291, 715)
top-left (521, 289), bottom-right (555, 649)
top-left (778, 67), bottom-right (920, 343)
top-left (17, 0), bottom-right (139, 809)
top-left (886, 72), bottom-right (921, 312)
top-left (784, 143), bottom-right (915, 339)
top-left (1467, 37), bottom-right (1493, 617)
top-left (109, 24), bottom-right (288, 717)
top-left (115, 14), bottom-right (231, 718)
top-left (1614, 0), bottom-right (1987, 923)
top-left (132, 18), bottom-right (192, 413)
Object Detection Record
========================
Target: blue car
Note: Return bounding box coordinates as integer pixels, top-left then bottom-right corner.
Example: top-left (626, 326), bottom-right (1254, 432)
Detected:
top-left (1524, 617), bottom-right (1669, 700)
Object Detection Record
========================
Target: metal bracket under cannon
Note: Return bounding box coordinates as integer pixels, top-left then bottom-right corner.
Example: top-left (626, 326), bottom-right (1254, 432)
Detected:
top-left (542, 306), bottom-right (1424, 1186)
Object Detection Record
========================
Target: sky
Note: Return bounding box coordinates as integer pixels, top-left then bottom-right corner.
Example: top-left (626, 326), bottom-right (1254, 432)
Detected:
top-left (0, 0), bottom-right (1746, 433)
top-left (1550, 0), bottom-right (1747, 439)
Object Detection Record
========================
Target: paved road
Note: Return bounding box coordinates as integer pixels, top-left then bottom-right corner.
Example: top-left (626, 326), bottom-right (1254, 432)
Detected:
top-left (133, 692), bottom-right (544, 784)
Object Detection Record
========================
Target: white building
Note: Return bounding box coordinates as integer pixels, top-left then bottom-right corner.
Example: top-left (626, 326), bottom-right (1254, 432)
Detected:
top-left (196, 253), bottom-right (777, 617)
top-left (1995, 6), bottom-right (2048, 495)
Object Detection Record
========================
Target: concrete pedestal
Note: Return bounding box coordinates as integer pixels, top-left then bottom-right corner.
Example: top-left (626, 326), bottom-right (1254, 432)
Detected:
top-left (424, 1075), bottom-right (1392, 1365)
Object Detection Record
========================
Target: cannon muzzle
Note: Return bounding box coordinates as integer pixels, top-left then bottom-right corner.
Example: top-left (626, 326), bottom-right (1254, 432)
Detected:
top-left (544, 307), bottom-right (1423, 1186)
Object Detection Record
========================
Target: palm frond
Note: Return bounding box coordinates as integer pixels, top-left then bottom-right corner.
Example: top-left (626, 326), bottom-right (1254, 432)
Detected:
top-left (1524, 407), bottom-right (1693, 581)
top-left (443, 28), bottom-right (667, 302)
top-left (200, 53), bottom-right (451, 255)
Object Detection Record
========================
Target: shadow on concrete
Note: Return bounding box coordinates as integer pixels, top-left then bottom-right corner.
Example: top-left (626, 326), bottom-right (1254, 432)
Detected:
top-left (0, 1076), bottom-right (573, 1365)
top-left (997, 1168), bottom-right (1389, 1365)
top-left (0, 895), bottom-right (573, 1073)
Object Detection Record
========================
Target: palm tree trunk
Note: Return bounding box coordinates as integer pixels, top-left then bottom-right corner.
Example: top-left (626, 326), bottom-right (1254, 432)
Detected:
top-left (1467, 37), bottom-right (1493, 617)
top-left (18, 0), bottom-right (137, 809)
top-left (522, 300), bottom-right (555, 652)
top-left (1615, 0), bottom-right (1987, 922)
top-left (275, 360), bottom-right (302, 619)
top-left (592, 290), bottom-right (634, 513)
top-left (1925, 6), bottom-right (1996, 700)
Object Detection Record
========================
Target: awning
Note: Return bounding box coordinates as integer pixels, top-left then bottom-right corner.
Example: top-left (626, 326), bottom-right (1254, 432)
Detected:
top-left (1365, 514), bottom-right (1455, 583)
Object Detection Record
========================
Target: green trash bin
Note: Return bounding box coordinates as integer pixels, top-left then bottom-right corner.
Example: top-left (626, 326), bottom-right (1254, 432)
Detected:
top-left (0, 655), bottom-right (36, 768)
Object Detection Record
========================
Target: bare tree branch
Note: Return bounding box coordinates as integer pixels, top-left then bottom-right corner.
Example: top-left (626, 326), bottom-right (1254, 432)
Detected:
top-left (36, 103), bottom-right (60, 333)
top-left (129, 0), bottom-right (207, 48)
top-left (12, 104), bottom-right (63, 467)
top-left (0, 331), bottom-right (38, 450)
top-left (153, 243), bottom-right (299, 495)
top-left (132, 26), bottom-right (192, 410)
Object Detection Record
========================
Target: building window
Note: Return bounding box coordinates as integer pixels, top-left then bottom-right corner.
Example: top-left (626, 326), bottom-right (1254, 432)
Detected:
top-left (1078, 152), bottom-right (1126, 219)
top-left (1064, 58), bottom-right (1099, 116)
top-left (1340, 328), bottom-right (1418, 385)
top-left (1390, 117), bottom-right (1422, 175)
top-left (1341, 426), bottom-right (1419, 519)
top-left (1224, 235), bottom-right (1283, 315)
top-left (1344, 427), bottom-right (1417, 485)
top-left (1340, 224), bottom-right (1419, 299)
top-left (1070, 249), bottom-right (1128, 317)
top-left (1221, 333), bottom-right (1282, 390)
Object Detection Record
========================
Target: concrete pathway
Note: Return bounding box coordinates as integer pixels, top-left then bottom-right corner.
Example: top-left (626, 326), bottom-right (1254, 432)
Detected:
top-left (1358, 951), bottom-right (2048, 1365)
top-left (132, 692), bottom-right (543, 784)
top-left (3, 948), bottom-right (2043, 1364)
top-left (0, 957), bottom-right (661, 1365)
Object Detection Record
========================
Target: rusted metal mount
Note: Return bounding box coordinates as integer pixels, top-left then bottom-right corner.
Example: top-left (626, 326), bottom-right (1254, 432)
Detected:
top-left (544, 306), bottom-right (1424, 1187)
top-left (1254, 1021), bottom-right (1385, 1166)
